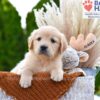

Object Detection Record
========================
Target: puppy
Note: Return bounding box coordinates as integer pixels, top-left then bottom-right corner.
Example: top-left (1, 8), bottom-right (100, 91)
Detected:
top-left (11, 26), bottom-right (67, 88)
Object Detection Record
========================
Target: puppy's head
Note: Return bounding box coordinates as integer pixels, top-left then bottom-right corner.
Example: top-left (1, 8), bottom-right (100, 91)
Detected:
top-left (28, 26), bottom-right (67, 59)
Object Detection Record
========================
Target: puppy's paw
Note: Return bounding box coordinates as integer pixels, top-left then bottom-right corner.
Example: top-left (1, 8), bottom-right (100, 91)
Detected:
top-left (19, 76), bottom-right (32, 88)
top-left (51, 70), bottom-right (64, 82)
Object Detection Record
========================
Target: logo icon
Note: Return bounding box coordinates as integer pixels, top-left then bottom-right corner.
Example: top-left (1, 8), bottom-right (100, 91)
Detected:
top-left (83, 0), bottom-right (93, 11)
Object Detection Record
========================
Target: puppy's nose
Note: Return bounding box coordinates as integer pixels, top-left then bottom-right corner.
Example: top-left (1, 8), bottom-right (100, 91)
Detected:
top-left (40, 45), bottom-right (48, 51)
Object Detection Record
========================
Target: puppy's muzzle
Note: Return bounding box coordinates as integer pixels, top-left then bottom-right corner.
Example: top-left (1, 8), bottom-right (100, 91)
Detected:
top-left (39, 45), bottom-right (49, 56)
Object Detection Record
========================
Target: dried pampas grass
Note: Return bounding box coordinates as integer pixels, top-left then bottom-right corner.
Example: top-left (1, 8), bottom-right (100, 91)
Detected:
top-left (34, 0), bottom-right (100, 67)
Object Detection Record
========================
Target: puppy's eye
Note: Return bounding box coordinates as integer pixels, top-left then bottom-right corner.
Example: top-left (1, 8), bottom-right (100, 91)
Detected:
top-left (37, 37), bottom-right (41, 41)
top-left (51, 38), bottom-right (56, 43)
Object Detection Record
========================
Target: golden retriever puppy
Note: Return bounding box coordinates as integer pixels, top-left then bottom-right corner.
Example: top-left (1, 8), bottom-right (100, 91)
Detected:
top-left (11, 26), bottom-right (67, 88)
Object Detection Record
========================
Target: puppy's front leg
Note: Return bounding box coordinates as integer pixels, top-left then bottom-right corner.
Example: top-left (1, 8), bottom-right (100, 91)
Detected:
top-left (51, 68), bottom-right (64, 82)
top-left (20, 69), bottom-right (33, 88)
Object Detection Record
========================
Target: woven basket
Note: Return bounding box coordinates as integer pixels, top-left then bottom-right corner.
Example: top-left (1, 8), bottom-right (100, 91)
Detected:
top-left (0, 68), bottom-right (95, 100)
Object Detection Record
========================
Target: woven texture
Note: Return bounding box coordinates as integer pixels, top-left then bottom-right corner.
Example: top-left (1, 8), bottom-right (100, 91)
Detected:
top-left (0, 72), bottom-right (83, 100)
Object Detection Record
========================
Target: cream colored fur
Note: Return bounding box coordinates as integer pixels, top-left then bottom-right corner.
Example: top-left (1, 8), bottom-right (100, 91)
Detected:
top-left (11, 26), bottom-right (67, 88)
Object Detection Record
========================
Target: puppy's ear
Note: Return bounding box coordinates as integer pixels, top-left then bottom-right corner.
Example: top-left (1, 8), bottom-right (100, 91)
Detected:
top-left (78, 51), bottom-right (89, 62)
top-left (28, 30), bottom-right (37, 51)
top-left (28, 35), bottom-right (33, 50)
top-left (60, 34), bottom-right (67, 53)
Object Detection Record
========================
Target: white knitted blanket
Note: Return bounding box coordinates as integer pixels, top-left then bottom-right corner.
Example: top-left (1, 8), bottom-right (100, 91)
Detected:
top-left (60, 68), bottom-right (95, 100)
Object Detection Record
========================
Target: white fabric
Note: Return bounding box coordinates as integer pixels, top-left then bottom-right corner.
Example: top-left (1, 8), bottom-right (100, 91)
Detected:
top-left (0, 88), bottom-right (14, 100)
top-left (60, 76), bottom-right (94, 100)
